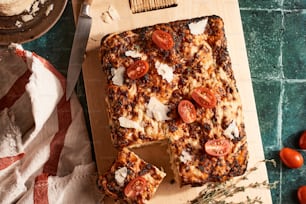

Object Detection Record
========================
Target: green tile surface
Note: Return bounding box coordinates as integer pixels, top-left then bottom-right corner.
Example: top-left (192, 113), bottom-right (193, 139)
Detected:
top-left (283, 10), bottom-right (306, 79)
top-left (22, 1), bottom-right (306, 203)
top-left (240, 0), bottom-right (306, 203)
top-left (241, 10), bottom-right (283, 79)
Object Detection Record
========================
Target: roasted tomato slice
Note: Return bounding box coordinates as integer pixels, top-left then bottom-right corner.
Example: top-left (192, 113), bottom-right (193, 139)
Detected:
top-left (124, 177), bottom-right (147, 199)
top-left (152, 30), bottom-right (174, 50)
top-left (298, 186), bottom-right (306, 204)
top-left (127, 60), bottom-right (149, 80)
top-left (191, 87), bottom-right (217, 108)
top-left (178, 100), bottom-right (197, 123)
top-left (205, 139), bottom-right (231, 157)
top-left (299, 131), bottom-right (306, 149)
top-left (279, 147), bottom-right (304, 169)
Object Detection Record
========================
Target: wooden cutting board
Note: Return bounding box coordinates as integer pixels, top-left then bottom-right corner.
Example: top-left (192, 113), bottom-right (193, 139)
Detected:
top-left (71, 0), bottom-right (272, 203)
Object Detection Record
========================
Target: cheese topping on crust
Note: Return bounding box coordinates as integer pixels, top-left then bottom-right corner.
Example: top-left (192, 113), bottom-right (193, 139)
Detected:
top-left (111, 66), bottom-right (125, 86)
top-left (115, 167), bottom-right (128, 187)
top-left (119, 116), bottom-right (144, 132)
top-left (179, 150), bottom-right (192, 163)
top-left (155, 61), bottom-right (174, 83)
top-left (224, 120), bottom-right (239, 140)
top-left (125, 50), bottom-right (143, 58)
top-left (188, 18), bottom-right (208, 35)
top-left (146, 97), bottom-right (171, 122)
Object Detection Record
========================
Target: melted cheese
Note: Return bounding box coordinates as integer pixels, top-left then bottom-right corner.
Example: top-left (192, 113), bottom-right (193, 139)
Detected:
top-left (119, 117), bottom-right (144, 131)
top-left (115, 167), bottom-right (127, 187)
top-left (179, 150), bottom-right (192, 163)
top-left (111, 66), bottom-right (125, 86)
top-left (188, 18), bottom-right (208, 35)
top-left (146, 97), bottom-right (170, 121)
top-left (125, 50), bottom-right (142, 58)
top-left (155, 61), bottom-right (174, 83)
top-left (45, 4), bottom-right (53, 16)
top-left (224, 120), bottom-right (239, 140)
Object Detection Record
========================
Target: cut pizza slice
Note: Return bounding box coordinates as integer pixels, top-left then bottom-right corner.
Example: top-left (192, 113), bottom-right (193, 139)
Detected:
top-left (98, 148), bottom-right (166, 203)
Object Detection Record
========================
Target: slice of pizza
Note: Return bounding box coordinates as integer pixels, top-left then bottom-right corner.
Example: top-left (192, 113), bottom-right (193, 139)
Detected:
top-left (97, 148), bottom-right (166, 203)
top-left (100, 15), bottom-right (248, 187)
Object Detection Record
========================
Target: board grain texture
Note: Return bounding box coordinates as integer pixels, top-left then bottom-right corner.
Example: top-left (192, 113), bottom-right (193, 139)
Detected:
top-left (71, 0), bottom-right (272, 203)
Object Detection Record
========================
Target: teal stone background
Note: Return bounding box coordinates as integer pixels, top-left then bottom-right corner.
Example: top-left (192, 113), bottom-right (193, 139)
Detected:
top-left (240, 0), bottom-right (306, 203)
top-left (23, 0), bottom-right (306, 203)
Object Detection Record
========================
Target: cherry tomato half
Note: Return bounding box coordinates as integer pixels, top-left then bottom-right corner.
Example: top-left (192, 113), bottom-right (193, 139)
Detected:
top-left (298, 186), bottom-right (306, 204)
top-left (205, 139), bottom-right (231, 157)
top-left (299, 131), bottom-right (306, 149)
top-left (178, 100), bottom-right (197, 123)
top-left (152, 30), bottom-right (174, 50)
top-left (127, 60), bottom-right (149, 80)
top-left (191, 87), bottom-right (217, 109)
top-left (279, 147), bottom-right (304, 169)
top-left (124, 176), bottom-right (147, 199)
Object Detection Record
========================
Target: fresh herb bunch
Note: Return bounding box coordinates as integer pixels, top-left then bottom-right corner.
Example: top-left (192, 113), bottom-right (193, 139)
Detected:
top-left (189, 160), bottom-right (279, 204)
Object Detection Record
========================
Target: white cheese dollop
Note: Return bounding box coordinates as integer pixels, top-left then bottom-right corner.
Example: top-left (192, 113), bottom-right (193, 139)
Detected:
top-left (188, 18), bottom-right (208, 35)
top-left (125, 50), bottom-right (142, 58)
top-left (45, 4), bottom-right (54, 16)
top-left (224, 120), bottom-right (239, 140)
top-left (21, 15), bottom-right (34, 22)
top-left (115, 167), bottom-right (127, 187)
top-left (119, 117), bottom-right (144, 131)
top-left (179, 150), bottom-right (192, 163)
top-left (146, 97), bottom-right (171, 121)
top-left (111, 66), bottom-right (125, 86)
top-left (15, 21), bottom-right (23, 28)
top-left (155, 61), bottom-right (174, 83)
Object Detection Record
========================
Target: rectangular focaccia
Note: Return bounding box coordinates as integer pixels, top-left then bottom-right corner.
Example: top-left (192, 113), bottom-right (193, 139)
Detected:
top-left (100, 15), bottom-right (248, 189)
top-left (98, 148), bottom-right (166, 203)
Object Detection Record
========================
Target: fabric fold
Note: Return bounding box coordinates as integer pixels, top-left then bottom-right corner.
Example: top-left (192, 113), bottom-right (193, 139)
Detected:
top-left (0, 45), bottom-right (103, 204)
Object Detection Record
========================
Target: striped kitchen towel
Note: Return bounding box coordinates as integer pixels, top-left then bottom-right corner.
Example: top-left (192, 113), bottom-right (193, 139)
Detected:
top-left (0, 45), bottom-right (103, 204)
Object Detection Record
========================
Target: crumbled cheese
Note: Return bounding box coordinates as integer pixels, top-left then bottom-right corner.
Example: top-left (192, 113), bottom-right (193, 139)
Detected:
top-left (125, 50), bottom-right (142, 58)
top-left (15, 21), bottom-right (23, 28)
top-left (188, 18), bottom-right (208, 35)
top-left (128, 83), bottom-right (137, 97)
top-left (146, 97), bottom-right (170, 121)
top-left (155, 61), bottom-right (174, 83)
top-left (190, 45), bottom-right (199, 57)
top-left (21, 15), bottom-right (34, 22)
top-left (179, 150), bottom-right (192, 163)
top-left (224, 120), bottom-right (239, 140)
top-left (119, 117), bottom-right (143, 131)
top-left (108, 5), bottom-right (120, 21)
top-left (115, 167), bottom-right (128, 187)
top-left (111, 66), bottom-right (125, 86)
top-left (45, 4), bottom-right (54, 16)
top-left (31, 1), bottom-right (40, 14)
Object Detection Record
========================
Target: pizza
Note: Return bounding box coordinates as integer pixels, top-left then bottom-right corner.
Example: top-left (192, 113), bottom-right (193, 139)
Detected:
top-left (97, 148), bottom-right (166, 203)
top-left (99, 15), bottom-right (248, 201)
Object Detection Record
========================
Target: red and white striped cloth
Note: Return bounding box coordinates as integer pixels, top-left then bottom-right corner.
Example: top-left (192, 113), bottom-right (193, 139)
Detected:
top-left (0, 45), bottom-right (103, 203)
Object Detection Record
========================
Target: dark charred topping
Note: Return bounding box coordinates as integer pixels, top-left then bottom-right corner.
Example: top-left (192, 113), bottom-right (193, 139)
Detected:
top-left (168, 123), bottom-right (178, 132)
top-left (202, 123), bottom-right (211, 133)
top-left (139, 163), bottom-right (153, 176)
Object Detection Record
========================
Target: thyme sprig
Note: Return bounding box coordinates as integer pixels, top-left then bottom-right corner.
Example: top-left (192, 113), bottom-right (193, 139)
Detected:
top-left (189, 160), bottom-right (279, 204)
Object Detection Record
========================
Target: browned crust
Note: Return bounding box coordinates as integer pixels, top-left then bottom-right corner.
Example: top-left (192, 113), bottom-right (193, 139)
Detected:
top-left (100, 15), bottom-right (248, 189)
top-left (97, 148), bottom-right (166, 203)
